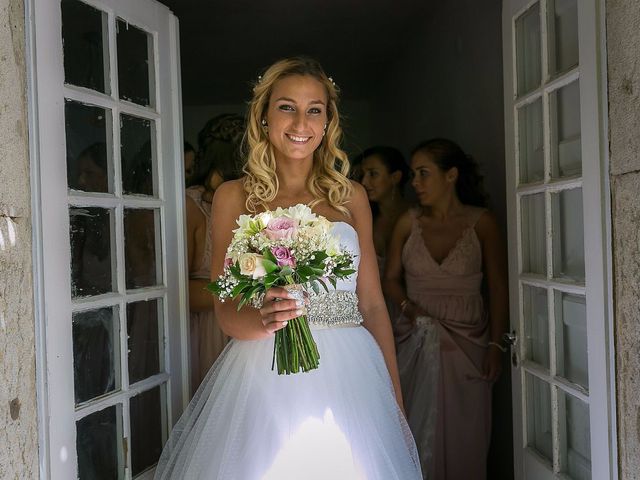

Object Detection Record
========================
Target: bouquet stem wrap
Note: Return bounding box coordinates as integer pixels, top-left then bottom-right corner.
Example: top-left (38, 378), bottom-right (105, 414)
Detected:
top-left (273, 283), bottom-right (320, 375)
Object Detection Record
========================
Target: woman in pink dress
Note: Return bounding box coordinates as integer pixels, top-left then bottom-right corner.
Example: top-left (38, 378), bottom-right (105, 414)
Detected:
top-left (383, 138), bottom-right (508, 479)
top-left (186, 114), bottom-right (244, 392)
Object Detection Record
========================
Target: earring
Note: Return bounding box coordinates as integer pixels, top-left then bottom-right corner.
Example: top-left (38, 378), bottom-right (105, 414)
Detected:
top-left (322, 124), bottom-right (327, 137)
top-left (261, 118), bottom-right (268, 132)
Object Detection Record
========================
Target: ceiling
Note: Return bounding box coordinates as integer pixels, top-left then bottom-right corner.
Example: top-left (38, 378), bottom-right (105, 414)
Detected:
top-left (157, 0), bottom-right (435, 105)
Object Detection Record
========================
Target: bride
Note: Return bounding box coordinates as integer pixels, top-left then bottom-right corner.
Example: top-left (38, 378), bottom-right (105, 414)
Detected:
top-left (155, 56), bottom-right (421, 480)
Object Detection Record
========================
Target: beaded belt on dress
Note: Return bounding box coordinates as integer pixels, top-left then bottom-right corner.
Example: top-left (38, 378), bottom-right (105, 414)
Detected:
top-left (306, 290), bottom-right (364, 330)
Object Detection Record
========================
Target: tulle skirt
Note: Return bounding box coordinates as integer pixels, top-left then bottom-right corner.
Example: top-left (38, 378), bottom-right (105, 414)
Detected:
top-left (155, 325), bottom-right (422, 480)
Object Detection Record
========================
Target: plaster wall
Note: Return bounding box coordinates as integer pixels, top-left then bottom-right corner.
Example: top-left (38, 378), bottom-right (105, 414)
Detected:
top-left (0, 0), bottom-right (39, 477)
top-left (607, 0), bottom-right (640, 477)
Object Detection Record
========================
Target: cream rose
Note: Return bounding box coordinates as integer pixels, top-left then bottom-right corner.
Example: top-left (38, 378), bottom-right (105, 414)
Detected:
top-left (238, 253), bottom-right (267, 279)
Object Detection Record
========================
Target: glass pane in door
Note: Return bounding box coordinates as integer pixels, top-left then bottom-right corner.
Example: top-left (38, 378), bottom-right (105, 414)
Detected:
top-left (516, 3), bottom-right (542, 96)
top-left (116, 19), bottom-right (154, 107)
top-left (526, 373), bottom-right (553, 463)
top-left (65, 101), bottom-right (113, 193)
top-left (69, 207), bottom-right (116, 297)
top-left (127, 299), bottom-right (162, 384)
top-left (130, 386), bottom-right (165, 476)
top-left (76, 405), bottom-right (124, 480)
top-left (73, 306), bottom-right (120, 404)
top-left (61, 0), bottom-right (109, 93)
top-left (520, 193), bottom-right (547, 275)
top-left (518, 98), bottom-right (544, 184)
top-left (124, 208), bottom-right (162, 289)
top-left (548, 0), bottom-right (579, 76)
top-left (550, 81), bottom-right (581, 178)
top-left (552, 188), bottom-right (585, 281)
top-left (523, 285), bottom-right (549, 368)
top-left (559, 391), bottom-right (591, 479)
top-left (555, 292), bottom-right (588, 388)
top-left (120, 114), bottom-right (156, 196)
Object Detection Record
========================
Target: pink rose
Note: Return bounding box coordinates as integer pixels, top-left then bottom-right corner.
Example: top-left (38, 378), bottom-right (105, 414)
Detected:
top-left (271, 246), bottom-right (296, 267)
top-left (224, 257), bottom-right (233, 269)
top-left (264, 217), bottom-right (298, 241)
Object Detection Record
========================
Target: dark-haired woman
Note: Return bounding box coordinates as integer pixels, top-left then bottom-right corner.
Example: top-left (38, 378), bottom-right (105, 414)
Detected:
top-left (383, 138), bottom-right (508, 479)
top-left (360, 146), bottom-right (411, 264)
top-left (186, 114), bottom-right (244, 392)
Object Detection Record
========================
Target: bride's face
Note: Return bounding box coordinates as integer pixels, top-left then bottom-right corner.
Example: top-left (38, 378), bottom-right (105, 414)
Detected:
top-left (265, 75), bottom-right (328, 162)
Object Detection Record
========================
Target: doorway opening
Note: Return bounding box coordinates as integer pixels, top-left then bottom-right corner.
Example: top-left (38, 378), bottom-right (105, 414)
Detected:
top-left (159, 1), bottom-right (513, 478)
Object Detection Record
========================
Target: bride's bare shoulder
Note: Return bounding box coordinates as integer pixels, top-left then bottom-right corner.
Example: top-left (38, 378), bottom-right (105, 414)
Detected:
top-left (346, 180), bottom-right (369, 217)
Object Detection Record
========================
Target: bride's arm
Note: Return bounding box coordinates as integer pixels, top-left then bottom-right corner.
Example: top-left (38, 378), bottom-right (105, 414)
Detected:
top-left (210, 181), bottom-right (300, 340)
top-left (350, 182), bottom-right (404, 409)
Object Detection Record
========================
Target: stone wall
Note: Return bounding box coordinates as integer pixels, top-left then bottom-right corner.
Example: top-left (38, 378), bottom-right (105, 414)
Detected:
top-left (0, 0), bottom-right (39, 477)
top-left (606, 0), bottom-right (640, 478)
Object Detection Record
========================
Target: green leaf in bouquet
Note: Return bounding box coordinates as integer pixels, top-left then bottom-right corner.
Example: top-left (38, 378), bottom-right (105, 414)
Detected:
top-left (297, 265), bottom-right (314, 278)
top-left (231, 282), bottom-right (248, 297)
top-left (206, 282), bottom-right (219, 294)
top-left (328, 277), bottom-right (337, 289)
top-left (316, 277), bottom-right (330, 293)
top-left (312, 251), bottom-right (329, 262)
top-left (262, 258), bottom-right (279, 274)
top-left (263, 247), bottom-right (278, 263)
top-left (310, 281), bottom-right (320, 295)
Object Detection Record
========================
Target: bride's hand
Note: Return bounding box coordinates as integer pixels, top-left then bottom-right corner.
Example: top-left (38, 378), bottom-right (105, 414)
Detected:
top-left (258, 287), bottom-right (305, 334)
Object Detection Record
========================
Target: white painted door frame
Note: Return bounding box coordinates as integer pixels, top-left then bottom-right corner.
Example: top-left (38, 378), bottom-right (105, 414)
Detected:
top-left (25, 0), bottom-right (189, 478)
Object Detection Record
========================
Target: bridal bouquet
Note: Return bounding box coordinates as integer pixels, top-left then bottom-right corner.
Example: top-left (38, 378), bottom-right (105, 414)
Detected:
top-left (208, 204), bottom-right (356, 375)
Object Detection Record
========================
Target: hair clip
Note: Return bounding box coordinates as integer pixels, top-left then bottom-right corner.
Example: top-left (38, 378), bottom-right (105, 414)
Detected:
top-left (328, 76), bottom-right (336, 87)
top-left (257, 75), bottom-right (263, 84)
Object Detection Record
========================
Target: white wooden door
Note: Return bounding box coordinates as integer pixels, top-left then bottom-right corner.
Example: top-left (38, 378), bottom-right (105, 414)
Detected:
top-left (27, 0), bottom-right (189, 478)
top-left (502, 0), bottom-right (616, 479)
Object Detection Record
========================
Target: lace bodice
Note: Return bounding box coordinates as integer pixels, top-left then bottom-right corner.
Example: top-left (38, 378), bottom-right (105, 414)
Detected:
top-left (402, 207), bottom-right (486, 297)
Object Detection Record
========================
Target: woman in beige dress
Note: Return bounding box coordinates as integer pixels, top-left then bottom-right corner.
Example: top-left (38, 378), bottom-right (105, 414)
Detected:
top-left (383, 138), bottom-right (508, 479)
top-left (186, 114), bottom-right (244, 392)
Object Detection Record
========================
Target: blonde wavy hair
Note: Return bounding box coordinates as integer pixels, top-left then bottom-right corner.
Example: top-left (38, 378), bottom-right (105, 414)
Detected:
top-left (242, 56), bottom-right (352, 215)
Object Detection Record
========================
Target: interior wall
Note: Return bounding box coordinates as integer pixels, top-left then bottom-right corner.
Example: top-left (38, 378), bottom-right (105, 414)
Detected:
top-left (367, 0), bottom-right (507, 227)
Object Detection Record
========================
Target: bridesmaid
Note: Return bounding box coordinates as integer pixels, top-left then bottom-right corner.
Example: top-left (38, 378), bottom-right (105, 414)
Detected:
top-left (186, 114), bottom-right (244, 392)
top-left (383, 138), bottom-right (508, 479)
top-left (359, 146), bottom-right (410, 272)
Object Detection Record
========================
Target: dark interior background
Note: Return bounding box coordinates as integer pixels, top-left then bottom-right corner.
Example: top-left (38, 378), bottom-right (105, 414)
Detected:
top-left (158, 0), bottom-right (513, 477)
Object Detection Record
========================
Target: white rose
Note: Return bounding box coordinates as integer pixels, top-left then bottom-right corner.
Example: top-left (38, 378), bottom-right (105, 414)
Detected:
top-left (287, 204), bottom-right (316, 224)
top-left (313, 216), bottom-right (332, 234)
top-left (239, 253), bottom-right (267, 279)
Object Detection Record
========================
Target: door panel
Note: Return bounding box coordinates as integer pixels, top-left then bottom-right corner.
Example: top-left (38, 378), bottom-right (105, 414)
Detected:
top-left (502, 0), bottom-right (615, 478)
top-left (30, 0), bottom-right (188, 478)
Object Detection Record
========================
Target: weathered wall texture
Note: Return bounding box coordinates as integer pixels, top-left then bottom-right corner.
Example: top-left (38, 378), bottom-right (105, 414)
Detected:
top-left (607, 0), bottom-right (640, 478)
top-left (0, 0), bottom-right (39, 478)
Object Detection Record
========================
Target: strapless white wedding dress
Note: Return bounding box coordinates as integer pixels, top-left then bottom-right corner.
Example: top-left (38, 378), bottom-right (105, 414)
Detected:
top-left (155, 222), bottom-right (422, 479)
